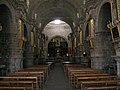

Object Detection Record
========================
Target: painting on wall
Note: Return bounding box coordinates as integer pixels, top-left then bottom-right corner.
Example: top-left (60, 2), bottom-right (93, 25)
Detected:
top-left (111, 0), bottom-right (118, 21)
top-left (31, 31), bottom-right (34, 47)
top-left (88, 18), bottom-right (95, 49)
top-left (18, 19), bottom-right (24, 49)
top-left (116, 0), bottom-right (120, 20)
top-left (79, 30), bottom-right (83, 51)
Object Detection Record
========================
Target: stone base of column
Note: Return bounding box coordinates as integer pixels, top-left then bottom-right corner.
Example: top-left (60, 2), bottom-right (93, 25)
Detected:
top-left (8, 58), bottom-right (23, 74)
top-left (91, 56), bottom-right (106, 70)
top-left (114, 56), bottom-right (120, 77)
top-left (23, 54), bottom-right (34, 68)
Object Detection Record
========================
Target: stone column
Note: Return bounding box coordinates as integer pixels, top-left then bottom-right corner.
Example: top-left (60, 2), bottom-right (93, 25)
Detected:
top-left (91, 32), bottom-right (107, 70)
top-left (114, 56), bottom-right (120, 77)
top-left (24, 43), bottom-right (34, 67)
top-left (44, 47), bottom-right (47, 60)
top-left (8, 34), bottom-right (23, 74)
top-left (91, 56), bottom-right (106, 70)
top-left (75, 29), bottom-right (80, 62)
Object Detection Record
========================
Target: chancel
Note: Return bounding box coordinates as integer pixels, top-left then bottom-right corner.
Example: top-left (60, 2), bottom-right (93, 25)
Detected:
top-left (0, 0), bottom-right (120, 90)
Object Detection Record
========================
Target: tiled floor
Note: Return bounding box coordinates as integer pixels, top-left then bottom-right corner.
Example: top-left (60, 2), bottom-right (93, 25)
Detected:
top-left (43, 63), bottom-right (70, 90)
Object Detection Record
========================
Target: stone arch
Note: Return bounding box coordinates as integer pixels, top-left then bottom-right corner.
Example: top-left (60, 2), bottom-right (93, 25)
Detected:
top-left (43, 20), bottom-right (72, 46)
top-left (47, 35), bottom-right (68, 57)
top-left (48, 35), bottom-right (68, 47)
top-left (22, 24), bottom-right (29, 68)
top-left (42, 20), bottom-right (72, 59)
top-left (98, 2), bottom-right (112, 32)
top-left (48, 36), bottom-right (68, 58)
top-left (94, 2), bottom-right (116, 73)
top-left (84, 22), bottom-right (91, 67)
top-left (0, 3), bottom-right (13, 75)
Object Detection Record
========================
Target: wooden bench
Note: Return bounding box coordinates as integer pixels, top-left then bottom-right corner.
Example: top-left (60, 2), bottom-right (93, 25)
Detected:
top-left (24, 66), bottom-right (49, 78)
top-left (15, 71), bottom-right (45, 88)
top-left (16, 70), bottom-right (45, 81)
top-left (0, 75), bottom-right (40, 90)
top-left (80, 79), bottom-right (120, 89)
top-left (0, 86), bottom-right (29, 90)
top-left (0, 80), bottom-right (34, 90)
top-left (29, 65), bottom-right (50, 71)
top-left (64, 64), bottom-right (87, 75)
top-left (81, 86), bottom-right (120, 90)
top-left (68, 68), bottom-right (95, 79)
top-left (63, 64), bottom-right (120, 90)
top-left (68, 69), bottom-right (102, 86)
top-left (71, 73), bottom-right (108, 88)
top-left (75, 75), bottom-right (117, 90)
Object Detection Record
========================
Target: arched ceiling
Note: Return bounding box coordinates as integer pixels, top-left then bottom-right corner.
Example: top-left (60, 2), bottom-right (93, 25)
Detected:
top-left (29, 0), bottom-right (85, 30)
top-left (42, 20), bottom-right (72, 47)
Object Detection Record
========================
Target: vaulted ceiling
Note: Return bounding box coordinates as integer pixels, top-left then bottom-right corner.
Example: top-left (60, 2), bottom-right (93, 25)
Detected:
top-left (27, 0), bottom-right (98, 30)
top-left (28, 0), bottom-right (86, 29)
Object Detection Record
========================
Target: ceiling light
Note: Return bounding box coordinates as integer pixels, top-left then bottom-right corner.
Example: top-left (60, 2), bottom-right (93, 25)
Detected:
top-left (54, 19), bottom-right (61, 24)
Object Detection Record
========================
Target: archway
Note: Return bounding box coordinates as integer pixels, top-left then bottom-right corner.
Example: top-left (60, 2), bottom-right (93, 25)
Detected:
top-left (23, 24), bottom-right (28, 68)
top-left (98, 2), bottom-right (116, 74)
top-left (48, 36), bottom-right (68, 62)
top-left (42, 20), bottom-right (72, 60)
top-left (84, 23), bottom-right (91, 67)
top-left (0, 4), bottom-right (12, 75)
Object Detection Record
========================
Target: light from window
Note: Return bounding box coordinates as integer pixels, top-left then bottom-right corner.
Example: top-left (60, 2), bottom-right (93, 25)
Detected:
top-left (54, 19), bottom-right (61, 24)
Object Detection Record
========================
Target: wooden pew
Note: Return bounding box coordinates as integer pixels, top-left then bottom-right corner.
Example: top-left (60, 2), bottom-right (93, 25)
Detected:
top-left (69, 70), bottom-right (100, 87)
top-left (0, 80), bottom-right (34, 90)
top-left (63, 63), bottom-right (120, 90)
top-left (71, 73), bottom-right (108, 88)
top-left (63, 64), bottom-right (95, 87)
top-left (64, 65), bottom-right (88, 76)
top-left (0, 86), bottom-right (29, 90)
top-left (15, 71), bottom-right (45, 88)
top-left (63, 64), bottom-right (87, 74)
top-left (16, 70), bottom-right (45, 81)
top-left (68, 68), bottom-right (102, 85)
top-left (81, 86), bottom-right (120, 90)
top-left (24, 65), bottom-right (49, 78)
top-left (75, 75), bottom-right (117, 90)
top-left (0, 64), bottom-right (52, 90)
top-left (80, 79), bottom-right (120, 89)
top-left (0, 75), bottom-right (40, 90)
top-left (29, 65), bottom-right (50, 71)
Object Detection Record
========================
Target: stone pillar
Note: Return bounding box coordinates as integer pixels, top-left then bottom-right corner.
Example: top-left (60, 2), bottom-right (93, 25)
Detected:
top-left (8, 34), bottom-right (23, 74)
top-left (91, 56), bottom-right (106, 70)
top-left (24, 45), bottom-right (34, 67)
top-left (9, 55), bottom-right (23, 73)
top-left (114, 56), bottom-right (120, 77)
top-left (44, 47), bottom-right (47, 60)
top-left (91, 32), bottom-right (107, 70)
top-left (75, 30), bottom-right (80, 62)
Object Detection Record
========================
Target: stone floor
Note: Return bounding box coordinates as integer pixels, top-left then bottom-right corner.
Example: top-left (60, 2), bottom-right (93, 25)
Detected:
top-left (43, 63), bottom-right (70, 90)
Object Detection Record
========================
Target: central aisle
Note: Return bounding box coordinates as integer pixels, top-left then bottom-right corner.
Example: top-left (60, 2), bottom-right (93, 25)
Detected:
top-left (43, 63), bottom-right (70, 90)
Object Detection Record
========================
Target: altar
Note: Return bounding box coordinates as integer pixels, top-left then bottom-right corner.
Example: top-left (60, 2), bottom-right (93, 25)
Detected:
top-left (55, 53), bottom-right (62, 63)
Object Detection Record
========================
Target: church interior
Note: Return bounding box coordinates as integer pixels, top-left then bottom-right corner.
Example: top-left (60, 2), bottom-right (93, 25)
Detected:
top-left (1, 0), bottom-right (120, 90)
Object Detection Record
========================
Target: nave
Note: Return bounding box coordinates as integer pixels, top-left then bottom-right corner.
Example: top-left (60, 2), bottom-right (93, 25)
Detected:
top-left (1, 1), bottom-right (120, 89)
